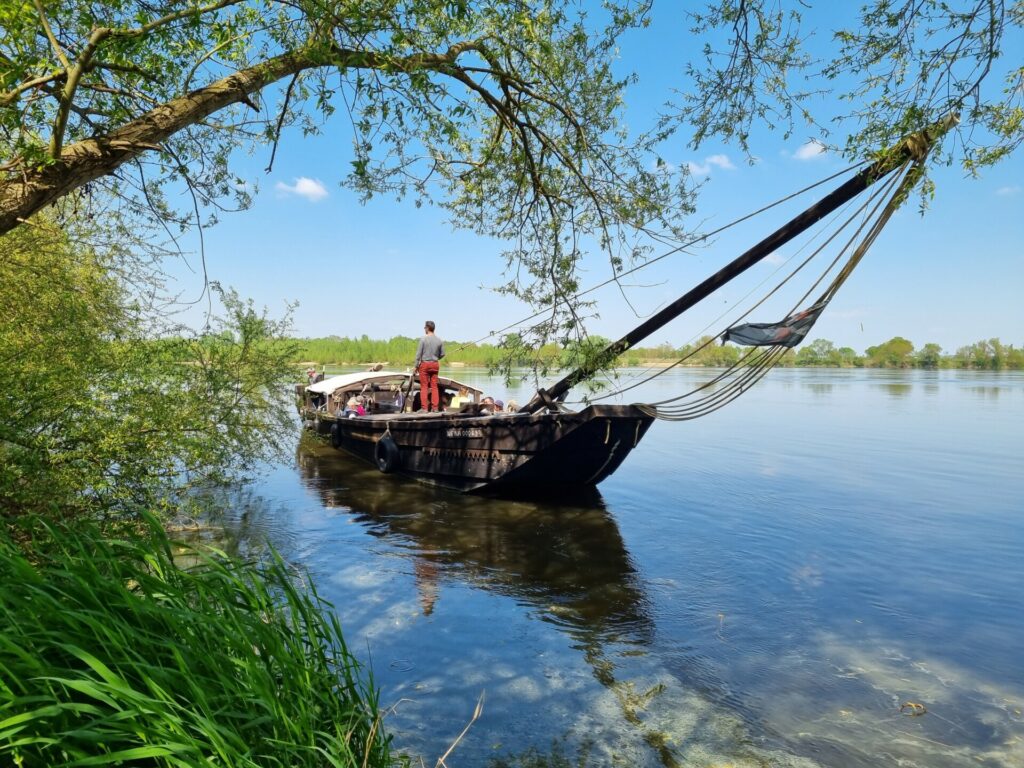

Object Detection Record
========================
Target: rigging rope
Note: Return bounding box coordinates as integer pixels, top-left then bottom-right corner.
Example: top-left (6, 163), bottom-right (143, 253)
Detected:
top-left (577, 157), bottom-right (923, 421)
top-left (583, 186), bottom-right (876, 399)
top-left (451, 162), bottom-right (868, 352)
top-left (581, 163), bottom-right (909, 405)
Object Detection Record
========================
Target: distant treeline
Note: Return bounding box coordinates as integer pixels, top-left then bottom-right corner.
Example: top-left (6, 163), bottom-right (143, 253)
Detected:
top-left (295, 335), bottom-right (1024, 370)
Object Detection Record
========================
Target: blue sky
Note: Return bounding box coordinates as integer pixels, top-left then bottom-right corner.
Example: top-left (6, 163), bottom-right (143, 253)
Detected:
top-left (168, 3), bottom-right (1023, 354)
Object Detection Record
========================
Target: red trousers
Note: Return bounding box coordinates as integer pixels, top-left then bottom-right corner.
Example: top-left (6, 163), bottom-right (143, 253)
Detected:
top-left (418, 361), bottom-right (440, 411)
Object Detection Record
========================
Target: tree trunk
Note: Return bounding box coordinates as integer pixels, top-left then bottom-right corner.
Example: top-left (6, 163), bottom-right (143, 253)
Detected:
top-left (0, 51), bottom-right (313, 235)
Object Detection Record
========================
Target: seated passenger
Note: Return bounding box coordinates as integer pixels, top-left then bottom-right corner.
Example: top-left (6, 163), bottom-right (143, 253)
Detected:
top-left (343, 397), bottom-right (366, 418)
top-left (493, 399), bottom-right (504, 412)
top-left (449, 387), bottom-right (470, 409)
top-left (505, 399), bottom-right (519, 413)
top-left (480, 396), bottom-right (495, 415)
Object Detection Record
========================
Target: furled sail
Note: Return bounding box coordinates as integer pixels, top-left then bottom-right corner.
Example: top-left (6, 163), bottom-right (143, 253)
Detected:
top-left (521, 117), bottom-right (957, 416)
top-left (721, 301), bottom-right (826, 348)
top-left (515, 116), bottom-right (957, 419)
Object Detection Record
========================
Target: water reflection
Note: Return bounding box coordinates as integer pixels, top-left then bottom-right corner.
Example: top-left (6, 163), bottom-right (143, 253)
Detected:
top-left (967, 386), bottom-right (1003, 399)
top-left (293, 437), bottom-right (701, 764)
top-left (296, 435), bottom-right (653, 646)
top-left (201, 367), bottom-right (1024, 768)
top-left (874, 381), bottom-right (913, 396)
top-left (802, 381), bottom-right (834, 395)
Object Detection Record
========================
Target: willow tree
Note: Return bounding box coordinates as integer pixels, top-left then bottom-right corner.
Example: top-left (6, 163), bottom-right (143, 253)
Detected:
top-left (0, 217), bottom-right (298, 518)
top-left (0, 0), bottom-right (692, 329)
top-left (0, 0), bottom-right (1019, 323)
top-left (673, 1), bottom-right (1022, 171)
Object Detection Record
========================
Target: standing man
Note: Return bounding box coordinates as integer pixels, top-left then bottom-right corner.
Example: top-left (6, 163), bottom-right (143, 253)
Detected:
top-left (414, 320), bottom-right (445, 412)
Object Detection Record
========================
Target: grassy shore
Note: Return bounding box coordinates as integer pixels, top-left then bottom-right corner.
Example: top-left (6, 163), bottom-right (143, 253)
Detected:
top-left (0, 514), bottom-right (394, 768)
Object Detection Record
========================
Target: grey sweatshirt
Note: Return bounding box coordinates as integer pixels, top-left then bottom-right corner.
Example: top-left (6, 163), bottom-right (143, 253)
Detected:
top-left (415, 335), bottom-right (445, 366)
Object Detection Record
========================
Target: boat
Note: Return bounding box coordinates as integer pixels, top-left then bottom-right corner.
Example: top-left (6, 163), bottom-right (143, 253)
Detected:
top-left (297, 369), bottom-right (655, 494)
top-left (296, 119), bottom-right (954, 496)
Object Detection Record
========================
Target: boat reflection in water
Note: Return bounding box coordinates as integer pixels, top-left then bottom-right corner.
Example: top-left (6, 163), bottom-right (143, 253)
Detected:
top-left (295, 434), bottom-right (652, 645)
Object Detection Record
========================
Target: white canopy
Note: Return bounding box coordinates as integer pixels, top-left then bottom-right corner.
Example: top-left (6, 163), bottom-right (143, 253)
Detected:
top-left (305, 370), bottom-right (482, 395)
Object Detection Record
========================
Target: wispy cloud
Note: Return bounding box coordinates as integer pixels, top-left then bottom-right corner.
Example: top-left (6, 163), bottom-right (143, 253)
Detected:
top-left (275, 177), bottom-right (328, 202)
top-left (687, 154), bottom-right (735, 176)
top-left (995, 185), bottom-right (1020, 196)
top-left (793, 140), bottom-right (827, 161)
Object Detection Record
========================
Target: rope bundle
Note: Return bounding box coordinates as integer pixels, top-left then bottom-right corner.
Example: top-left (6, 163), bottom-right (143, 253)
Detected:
top-left (589, 157), bottom-right (926, 421)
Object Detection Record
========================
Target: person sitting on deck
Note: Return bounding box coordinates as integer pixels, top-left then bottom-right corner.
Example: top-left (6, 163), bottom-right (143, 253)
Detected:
top-left (449, 387), bottom-right (470, 410)
top-left (343, 397), bottom-right (365, 418)
top-left (480, 396), bottom-right (495, 415)
top-left (493, 399), bottom-right (504, 412)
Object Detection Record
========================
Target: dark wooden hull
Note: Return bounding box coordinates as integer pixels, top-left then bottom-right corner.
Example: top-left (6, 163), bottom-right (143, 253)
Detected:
top-left (299, 404), bottom-right (656, 495)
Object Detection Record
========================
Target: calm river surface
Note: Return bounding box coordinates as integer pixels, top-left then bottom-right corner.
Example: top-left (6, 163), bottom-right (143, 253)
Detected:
top-left (225, 368), bottom-right (1023, 767)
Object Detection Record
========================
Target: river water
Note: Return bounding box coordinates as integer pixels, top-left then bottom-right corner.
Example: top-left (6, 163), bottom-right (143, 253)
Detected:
top-left (224, 368), bottom-right (1024, 767)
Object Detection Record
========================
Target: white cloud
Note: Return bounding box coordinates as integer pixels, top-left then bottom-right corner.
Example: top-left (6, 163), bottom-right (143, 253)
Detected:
top-left (793, 140), bottom-right (827, 161)
top-left (995, 185), bottom-right (1020, 196)
top-left (274, 176), bottom-right (328, 202)
top-left (686, 154), bottom-right (735, 176)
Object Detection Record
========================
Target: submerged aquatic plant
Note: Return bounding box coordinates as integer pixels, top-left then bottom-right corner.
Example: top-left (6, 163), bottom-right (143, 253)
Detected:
top-left (0, 515), bottom-right (393, 767)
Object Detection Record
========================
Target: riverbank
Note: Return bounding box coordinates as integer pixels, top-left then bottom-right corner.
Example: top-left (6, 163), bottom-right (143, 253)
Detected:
top-left (0, 513), bottom-right (395, 767)
top-left (293, 335), bottom-right (1024, 371)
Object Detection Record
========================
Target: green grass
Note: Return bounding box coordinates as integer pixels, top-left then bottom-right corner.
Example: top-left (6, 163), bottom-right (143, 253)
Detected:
top-left (0, 515), bottom-right (394, 767)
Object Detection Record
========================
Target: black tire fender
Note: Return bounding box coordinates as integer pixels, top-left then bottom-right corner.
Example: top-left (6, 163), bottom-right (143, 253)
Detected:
top-left (375, 435), bottom-right (400, 473)
top-left (330, 422), bottom-right (344, 448)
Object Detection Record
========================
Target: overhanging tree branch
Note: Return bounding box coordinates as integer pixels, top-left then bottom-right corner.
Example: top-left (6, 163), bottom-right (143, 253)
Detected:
top-left (0, 41), bottom-right (490, 235)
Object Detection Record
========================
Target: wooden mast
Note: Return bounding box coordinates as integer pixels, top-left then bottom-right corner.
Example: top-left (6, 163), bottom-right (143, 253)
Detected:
top-left (521, 117), bottom-right (957, 414)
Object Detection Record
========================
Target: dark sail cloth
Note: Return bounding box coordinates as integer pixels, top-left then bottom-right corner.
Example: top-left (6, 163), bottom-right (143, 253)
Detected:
top-left (721, 301), bottom-right (826, 348)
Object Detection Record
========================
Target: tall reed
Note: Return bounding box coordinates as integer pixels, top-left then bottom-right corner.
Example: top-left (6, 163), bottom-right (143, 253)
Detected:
top-left (0, 515), bottom-right (394, 767)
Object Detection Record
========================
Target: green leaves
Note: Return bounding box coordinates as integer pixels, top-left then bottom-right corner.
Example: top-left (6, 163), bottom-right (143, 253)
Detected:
top-left (0, 0), bottom-right (693, 358)
top-left (0, 514), bottom-right (392, 766)
top-left (677, 1), bottom-right (1022, 173)
top-left (0, 219), bottom-right (297, 519)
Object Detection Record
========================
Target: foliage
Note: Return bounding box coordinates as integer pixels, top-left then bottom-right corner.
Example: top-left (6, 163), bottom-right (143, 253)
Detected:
top-left (2, 1), bottom-right (1018, 368)
top-left (0, 513), bottom-right (393, 767)
top-left (795, 338), bottom-right (839, 366)
top-left (0, 218), bottom-right (298, 518)
top-left (916, 342), bottom-right (943, 369)
top-left (674, 1), bottom-right (1023, 174)
top-left (865, 336), bottom-right (916, 368)
top-left (295, 334), bottom-right (564, 372)
top-left (953, 337), bottom-right (1020, 369)
top-left (0, 0), bottom-right (692, 351)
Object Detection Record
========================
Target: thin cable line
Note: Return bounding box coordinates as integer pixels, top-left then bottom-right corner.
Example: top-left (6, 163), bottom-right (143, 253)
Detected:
top-left (453, 162), bottom-right (868, 351)
top-left (578, 161), bottom-right (916, 411)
